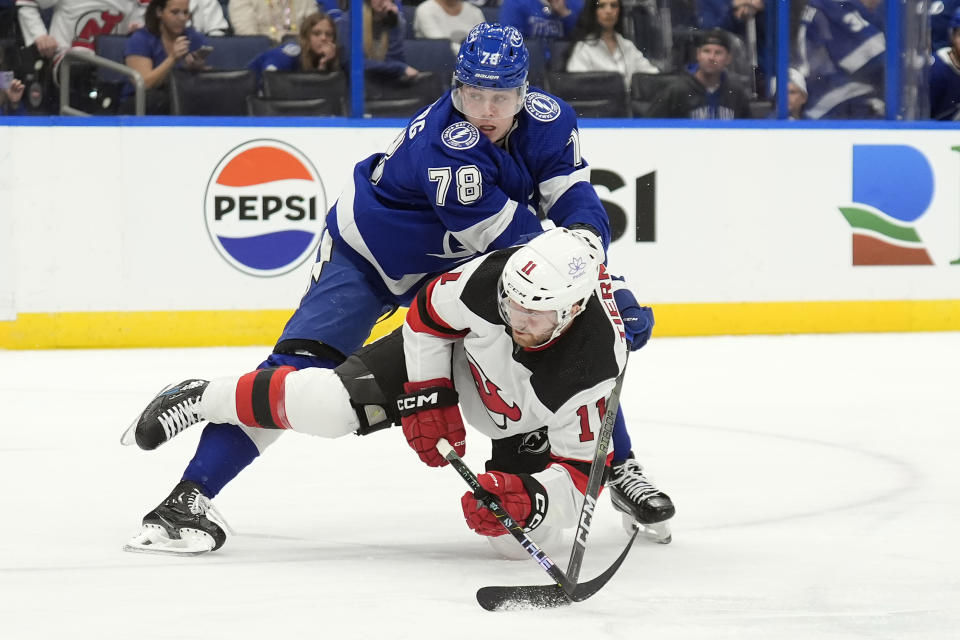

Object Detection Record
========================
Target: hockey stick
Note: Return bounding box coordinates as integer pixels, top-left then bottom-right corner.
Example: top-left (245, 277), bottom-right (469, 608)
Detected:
top-left (564, 353), bottom-right (629, 584)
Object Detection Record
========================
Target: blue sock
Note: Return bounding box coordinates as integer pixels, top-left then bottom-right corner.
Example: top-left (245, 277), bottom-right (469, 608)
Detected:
top-left (612, 408), bottom-right (632, 463)
top-left (182, 422), bottom-right (260, 498)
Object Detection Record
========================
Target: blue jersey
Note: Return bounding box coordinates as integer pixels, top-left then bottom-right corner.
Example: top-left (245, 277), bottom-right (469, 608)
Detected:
top-left (248, 42), bottom-right (302, 86)
top-left (931, 0), bottom-right (960, 51)
top-left (498, 0), bottom-right (583, 40)
top-left (250, 43), bottom-right (301, 73)
top-left (798, 0), bottom-right (886, 119)
top-left (326, 89), bottom-right (610, 306)
top-left (930, 47), bottom-right (960, 120)
top-left (122, 26), bottom-right (207, 99)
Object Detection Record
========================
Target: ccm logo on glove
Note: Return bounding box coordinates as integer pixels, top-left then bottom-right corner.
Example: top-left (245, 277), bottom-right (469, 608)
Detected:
top-left (396, 386), bottom-right (459, 415)
top-left (397, 378), bottom-right (466, 467)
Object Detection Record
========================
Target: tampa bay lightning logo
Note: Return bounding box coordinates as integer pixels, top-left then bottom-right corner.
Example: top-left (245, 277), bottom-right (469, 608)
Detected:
top-left (524, 92), bottom-right (561, 122)
top-left (442, 121), bottom-right (480, 150)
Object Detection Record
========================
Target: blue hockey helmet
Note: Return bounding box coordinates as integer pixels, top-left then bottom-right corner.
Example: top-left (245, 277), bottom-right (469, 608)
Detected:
top-left (455, 23), bottom-right (529, 89)
top-left (951, 7), bottom-right (960, 30)
top-left (452, 23), bottom-right (529, 119)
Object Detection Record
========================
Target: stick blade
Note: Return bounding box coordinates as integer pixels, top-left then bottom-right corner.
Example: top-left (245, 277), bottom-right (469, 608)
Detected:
top-left (476, 527), bottom-right (640, 611)
top-left (476, 585), bottom-right (573, 611)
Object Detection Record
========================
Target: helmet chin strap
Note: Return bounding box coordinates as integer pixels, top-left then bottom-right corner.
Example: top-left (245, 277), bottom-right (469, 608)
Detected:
top-left (492, 119), bottom-right (519, 147)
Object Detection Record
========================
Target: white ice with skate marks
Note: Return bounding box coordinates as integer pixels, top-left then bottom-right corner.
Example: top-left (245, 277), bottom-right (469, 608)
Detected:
top-left (0, 333), bottom-right (957, 639)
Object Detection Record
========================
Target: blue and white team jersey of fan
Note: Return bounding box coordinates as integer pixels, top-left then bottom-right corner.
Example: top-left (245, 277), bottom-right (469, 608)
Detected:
top-left (797, 0), bottom-right (886, 119)
top-left (325, 89), bottom-right (609, 306)
top-left (498, 0), bottom-right (584, 39)
top-left (249, 43), bottom-right (302, 75)
top-left (930, 46), bottom-right (960, 120)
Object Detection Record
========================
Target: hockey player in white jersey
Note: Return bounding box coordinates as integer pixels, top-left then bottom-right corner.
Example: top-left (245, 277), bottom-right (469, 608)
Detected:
top-left (119, 22), bottom-right (673, 555)
top-left (123, 229), bottom-right (664, 555)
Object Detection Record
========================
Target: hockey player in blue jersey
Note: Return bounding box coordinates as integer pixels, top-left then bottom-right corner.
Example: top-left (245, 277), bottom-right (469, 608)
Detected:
top-left (121, 22), bottom-right (674, 555)
top-left (797, 0), bottom-right (886, 119)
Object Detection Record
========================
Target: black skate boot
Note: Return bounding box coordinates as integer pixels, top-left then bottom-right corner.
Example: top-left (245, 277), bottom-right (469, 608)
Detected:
top-left (123, 480), bottom-right (229, 556)
top-left (121, 379), bottom-right (209, 450)
top-left (608, 453), bottom-right (675, 544)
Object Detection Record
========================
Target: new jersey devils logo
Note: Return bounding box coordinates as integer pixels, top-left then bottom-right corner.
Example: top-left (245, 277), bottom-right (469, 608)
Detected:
top-left (467, 357), bottom-right (521, 429)
top-left (73, 11), bottom-right (125, 49)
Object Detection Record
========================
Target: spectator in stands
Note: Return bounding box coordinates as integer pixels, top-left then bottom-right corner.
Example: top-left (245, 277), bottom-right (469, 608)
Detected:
top-left (121, 0), bottom-right (210, 113)
top-left (336, 0), bottom-right (418, 80)
top-left (784, 67), bottom-right (808, 119)
top-left (249, 11), bottom-right (339, 85)
top-left (229, 0), bottom-right (319, 43)
top-left (15, 0), bottom-right (147, 62)
top-left (646, 28), bottom-right (750, 119)
top-left (499, 0), bottom-right (583, 40)
top-left (413, 0), bottom-right (484, 56)
top-left (698, 0), bottom-right (765, 36)
top-left (930, 7), bottom-right (960, 120)
top-left (563, 0), bottom-right (659, 88)
top-left (932, 0), bottom-right (960, 51)
top-left (769, 67), bottom-right (808, 119)
top-left (698, 0), bottom-right (765, 48)
top-left (0, 76), bottom-right (26, 115)
top-left (188, 0), bottom-right (230, 35)
top-left (797, 0), bottom-right (885, 119)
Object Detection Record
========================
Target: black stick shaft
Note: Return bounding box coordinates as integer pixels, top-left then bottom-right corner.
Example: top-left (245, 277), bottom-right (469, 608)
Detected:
top-left (564, 355), bottom-right (629, 586)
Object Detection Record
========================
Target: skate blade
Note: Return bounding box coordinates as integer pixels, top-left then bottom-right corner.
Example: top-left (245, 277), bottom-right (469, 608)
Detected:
top-left (621, 513), bottom-right (672, 544)
top-left (119, 419), bottom-right (138, 446)
top-left (122, 526), bottom-right (215, 556)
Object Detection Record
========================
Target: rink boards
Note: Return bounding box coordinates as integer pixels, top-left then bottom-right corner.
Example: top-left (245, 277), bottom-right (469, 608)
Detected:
top-left (1, 120), bottom-right (958, 348)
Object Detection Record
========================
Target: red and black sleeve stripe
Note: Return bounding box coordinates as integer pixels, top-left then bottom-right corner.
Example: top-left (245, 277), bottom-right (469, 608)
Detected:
top-left (235, 366), bottom-right (295, 429)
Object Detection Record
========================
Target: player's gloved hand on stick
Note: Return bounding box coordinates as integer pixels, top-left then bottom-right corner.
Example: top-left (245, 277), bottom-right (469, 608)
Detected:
top-left (461, 471), bottom-right (548, 537)
top-left (612, 281), bottom-right (654, 351)
top-left (396, 378), bottom-right (465, 467)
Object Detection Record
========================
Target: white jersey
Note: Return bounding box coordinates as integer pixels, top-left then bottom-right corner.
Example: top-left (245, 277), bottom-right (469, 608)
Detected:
top-left (16, 0), bottom-right (148, 53)
top-left (198, 246), bottom-right (629, 534)
top-left (403, 248), bottom-right (628, 530)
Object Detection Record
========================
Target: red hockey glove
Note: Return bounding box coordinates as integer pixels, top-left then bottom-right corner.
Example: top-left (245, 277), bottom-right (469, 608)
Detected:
top-left (460, 472), bottom-right (549, 537)
top-left (396, 378), bottom-right (465, 467)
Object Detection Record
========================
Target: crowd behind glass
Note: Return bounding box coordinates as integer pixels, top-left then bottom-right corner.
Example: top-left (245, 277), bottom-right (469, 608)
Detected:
top-left (0, 0), bottom-right (957, 120)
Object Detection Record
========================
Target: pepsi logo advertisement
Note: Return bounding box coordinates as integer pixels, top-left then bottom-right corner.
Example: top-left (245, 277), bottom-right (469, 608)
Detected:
top-left (204, 140), bottom-right (327, 277)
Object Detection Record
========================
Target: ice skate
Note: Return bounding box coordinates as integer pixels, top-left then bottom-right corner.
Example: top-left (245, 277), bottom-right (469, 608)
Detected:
top-left (608, 454), bottom-right (675, 544)
top-left (123, 480), bottom-right (230, 556)
top-left (121, 379), bottom-right (209, 450)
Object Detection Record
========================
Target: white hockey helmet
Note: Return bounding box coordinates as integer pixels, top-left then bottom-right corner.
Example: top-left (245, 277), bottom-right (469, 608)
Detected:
top-left (498, 227), bottom-right (603, 346)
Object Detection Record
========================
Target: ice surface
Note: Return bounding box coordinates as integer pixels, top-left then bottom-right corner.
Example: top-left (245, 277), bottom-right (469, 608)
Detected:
top-left (1, 333), bottom-right (957, 639)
